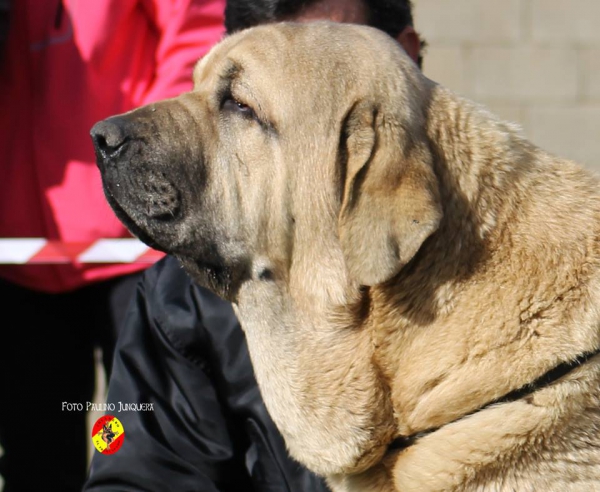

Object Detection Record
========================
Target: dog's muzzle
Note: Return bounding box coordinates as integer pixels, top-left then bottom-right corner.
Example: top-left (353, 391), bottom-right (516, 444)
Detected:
top-left (91, 103), bottom-right (246, 300)
top-left (91, 115), bottom-right (182, 221)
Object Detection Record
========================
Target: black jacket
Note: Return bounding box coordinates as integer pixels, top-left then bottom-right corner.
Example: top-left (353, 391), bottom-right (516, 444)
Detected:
top-left (84, 256), bottom-right (330, 492)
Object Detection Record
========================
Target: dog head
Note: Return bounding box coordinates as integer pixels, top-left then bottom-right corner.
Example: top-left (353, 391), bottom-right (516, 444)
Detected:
top-left (91, 22), bottom-right (442, 302)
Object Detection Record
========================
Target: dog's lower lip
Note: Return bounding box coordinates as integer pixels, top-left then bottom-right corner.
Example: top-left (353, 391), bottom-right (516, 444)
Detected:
top-left (122, 220), bottom-right (166, 252)
top-left (104, 191), bottom-right (166, 252)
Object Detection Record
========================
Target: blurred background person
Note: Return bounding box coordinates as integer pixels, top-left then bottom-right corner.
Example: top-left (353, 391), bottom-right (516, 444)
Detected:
top-left (0, 1), bottom-right (224, 491)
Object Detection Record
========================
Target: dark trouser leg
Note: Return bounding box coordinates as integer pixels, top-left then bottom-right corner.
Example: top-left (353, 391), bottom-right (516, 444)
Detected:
top-left (0, 280), bottom-right (94, 492)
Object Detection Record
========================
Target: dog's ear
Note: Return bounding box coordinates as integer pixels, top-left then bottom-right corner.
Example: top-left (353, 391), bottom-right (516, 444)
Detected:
top-left (338, 101), bottom-right (442, 286)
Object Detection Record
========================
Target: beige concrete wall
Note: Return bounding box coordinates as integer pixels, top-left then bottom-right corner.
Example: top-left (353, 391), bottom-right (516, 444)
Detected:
top-left (414, 0), bottom-right (600, 171)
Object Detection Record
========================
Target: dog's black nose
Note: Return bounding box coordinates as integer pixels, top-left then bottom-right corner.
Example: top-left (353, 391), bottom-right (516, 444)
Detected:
top-left (90, 118), bottom-right (129, 164)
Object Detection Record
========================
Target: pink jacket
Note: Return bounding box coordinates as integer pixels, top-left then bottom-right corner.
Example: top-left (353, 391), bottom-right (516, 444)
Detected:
top-left (0, 0), bottom-right (225, 292)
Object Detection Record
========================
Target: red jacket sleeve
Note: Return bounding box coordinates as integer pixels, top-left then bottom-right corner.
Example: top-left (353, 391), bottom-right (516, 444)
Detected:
top-left (140, 0), bottom-right (226, 104)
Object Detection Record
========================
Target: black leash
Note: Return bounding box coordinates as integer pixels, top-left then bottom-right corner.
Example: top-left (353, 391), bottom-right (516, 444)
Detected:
top-left (388, 347), bottom-right (600, 452)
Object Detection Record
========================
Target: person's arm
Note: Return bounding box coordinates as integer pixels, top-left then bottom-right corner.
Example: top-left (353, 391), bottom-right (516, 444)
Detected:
top-left (138, 0), bottom-right (225, 105)
top-left (84, 256), bottom-right (253, 492)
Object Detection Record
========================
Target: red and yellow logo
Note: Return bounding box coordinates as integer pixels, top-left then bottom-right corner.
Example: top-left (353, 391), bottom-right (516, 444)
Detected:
top-left (92, 415), bottom-right (125, 454)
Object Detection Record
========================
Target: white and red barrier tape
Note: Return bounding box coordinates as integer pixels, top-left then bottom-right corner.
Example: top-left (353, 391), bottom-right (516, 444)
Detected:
top-left (0, 239), bottom-right (164, 264)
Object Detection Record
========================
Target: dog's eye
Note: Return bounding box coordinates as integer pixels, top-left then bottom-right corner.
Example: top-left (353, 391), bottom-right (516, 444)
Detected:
top-left (223, 97), bottom-right (257, 119)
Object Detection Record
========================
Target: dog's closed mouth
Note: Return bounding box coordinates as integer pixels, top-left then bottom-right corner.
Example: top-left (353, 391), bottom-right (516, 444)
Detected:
top-left (102, 190), bottom-right (166, 253)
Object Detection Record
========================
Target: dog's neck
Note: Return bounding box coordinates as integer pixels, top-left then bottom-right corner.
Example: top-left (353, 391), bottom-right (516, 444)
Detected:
top-left (425, 85), bottom-right (535, 250)
top-left (236, 256), bottom-right (396, 477)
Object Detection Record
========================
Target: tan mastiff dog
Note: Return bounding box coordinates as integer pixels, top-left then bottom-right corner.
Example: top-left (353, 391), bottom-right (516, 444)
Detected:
top-left (91, 22), bottom-right (600, 491)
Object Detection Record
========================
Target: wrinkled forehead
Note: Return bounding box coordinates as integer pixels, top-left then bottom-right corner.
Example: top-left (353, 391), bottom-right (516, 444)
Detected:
top-left (193, 26), bottom-right (289, 91)
top-left (189, 21), bottom-right (425, 135)
top-left (192, 22), bottom-right (392, 91)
